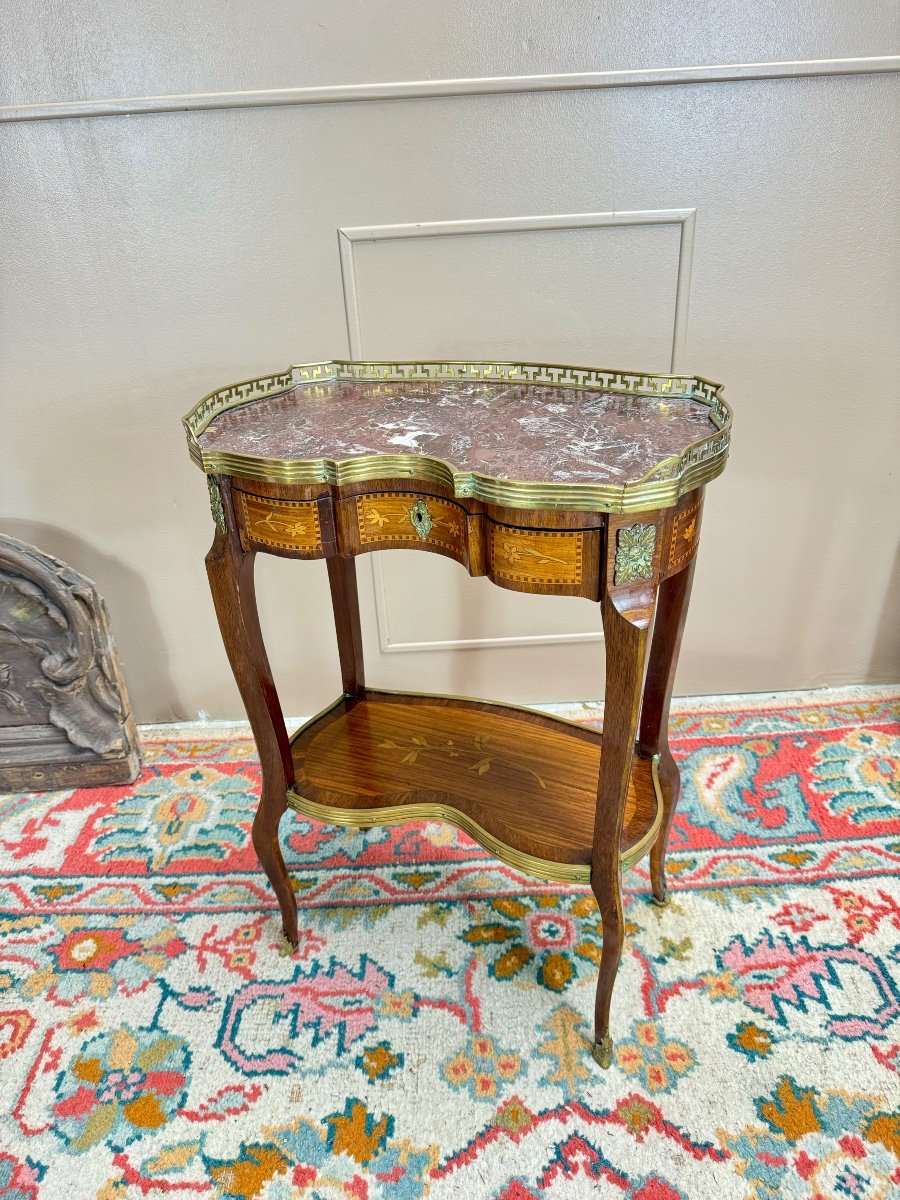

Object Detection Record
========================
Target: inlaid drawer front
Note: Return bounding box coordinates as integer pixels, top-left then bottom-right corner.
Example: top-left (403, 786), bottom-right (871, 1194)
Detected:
top-left (355, 493), bottom-right (466, 554)
top-left (667, 493), bottom-right (702, 573)
top-left (237, 492), bottom-right (324, 555)
top-left (487, 525), bottom-right (589, 590)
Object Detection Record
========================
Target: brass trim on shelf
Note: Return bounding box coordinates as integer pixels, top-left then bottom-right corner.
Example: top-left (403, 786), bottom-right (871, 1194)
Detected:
top-left (285, 788), bottom-right (595, 883)
top-left (646, 755), bottom-right (666, 866)
top-left (184, 359), bottom-right (731, 514)
top-left (284, 692), bottom-right (663, 883)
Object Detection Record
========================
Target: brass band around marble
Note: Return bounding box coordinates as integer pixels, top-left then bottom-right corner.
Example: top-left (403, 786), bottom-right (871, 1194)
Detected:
top-left (185, 360), bottom-right (731, 515)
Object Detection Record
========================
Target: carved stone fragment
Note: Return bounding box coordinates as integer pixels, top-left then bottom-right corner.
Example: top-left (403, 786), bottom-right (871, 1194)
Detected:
top-left (0, 535), bottom-right (141, 791)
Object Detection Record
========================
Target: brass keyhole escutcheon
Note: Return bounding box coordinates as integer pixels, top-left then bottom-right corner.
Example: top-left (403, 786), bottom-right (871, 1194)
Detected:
top-left (408, 498), bottom-right (433, 540)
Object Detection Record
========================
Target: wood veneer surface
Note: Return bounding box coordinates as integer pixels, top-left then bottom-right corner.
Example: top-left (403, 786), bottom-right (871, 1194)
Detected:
top-left (290, 691), bottom-right (658, 866)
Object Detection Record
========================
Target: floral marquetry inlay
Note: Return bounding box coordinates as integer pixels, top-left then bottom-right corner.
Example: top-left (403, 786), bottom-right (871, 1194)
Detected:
top-left (355, 493), bottom-right (465, 553)
top-left (378, 730), bottom-right (547, 790)
top-left (668, 495), bottom-right (703, 572)
top-left (237, 492), bottom-right (323, 555)
top-left (502, 543), bottom-right (569, 570)
top-left (614, 524), bottom-right (657, 586)
top-left (488, 527), bottom-right (585, 587)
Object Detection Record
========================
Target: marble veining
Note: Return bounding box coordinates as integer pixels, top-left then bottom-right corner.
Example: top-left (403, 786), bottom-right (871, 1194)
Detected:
top-left (198, 380), bottom-right (717, 485)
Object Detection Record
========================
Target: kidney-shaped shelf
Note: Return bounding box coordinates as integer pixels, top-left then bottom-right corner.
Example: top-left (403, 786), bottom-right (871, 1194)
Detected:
top-left (287, 690), bottom-right (662, 883)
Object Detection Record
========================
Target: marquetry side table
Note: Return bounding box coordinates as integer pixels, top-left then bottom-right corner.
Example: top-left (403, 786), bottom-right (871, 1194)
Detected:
top-left (184, 359), bottom-right (732, 1068)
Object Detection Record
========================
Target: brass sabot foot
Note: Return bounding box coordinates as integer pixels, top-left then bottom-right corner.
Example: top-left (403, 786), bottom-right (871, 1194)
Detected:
top-left (651, 886), bottom-right (669, 907)
top-left (278, 930), bottom-right (298, 957)
top-left (591, 1035), bottom-right (613, 1069)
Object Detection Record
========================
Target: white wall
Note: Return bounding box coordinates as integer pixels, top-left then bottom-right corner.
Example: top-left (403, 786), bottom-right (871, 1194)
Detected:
top-left (2, 5), bottom-right (898, 721)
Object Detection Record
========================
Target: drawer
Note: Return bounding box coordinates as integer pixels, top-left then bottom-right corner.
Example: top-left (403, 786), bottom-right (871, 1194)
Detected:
top-left (236, 491), bottom-right (326, 557)
top-left (351, 492), bottom-right (468, 560)
top-left (486, 522), bottom-right (600, 599)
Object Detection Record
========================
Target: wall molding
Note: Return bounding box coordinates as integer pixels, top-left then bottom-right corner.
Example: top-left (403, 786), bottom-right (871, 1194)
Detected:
top-left (1, 55), bottom-right (897, 124)
top-left (341, 206), bottom-right (696, 656)
top-left (368, 557), bottom-right (604, 655)
top-left (338, 208), bottom-right (696, 370)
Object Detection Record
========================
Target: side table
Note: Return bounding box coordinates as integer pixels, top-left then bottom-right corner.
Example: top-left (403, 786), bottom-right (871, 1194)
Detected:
top-left (184, 359), bottom-right (732, 1067)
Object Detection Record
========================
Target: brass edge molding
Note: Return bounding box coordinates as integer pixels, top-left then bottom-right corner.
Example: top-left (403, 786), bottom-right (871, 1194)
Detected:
top-left (285, 759), bottom-right (661, 882)
top-left (286, 788), bottom-right (593, 883)
top-left (645, 755), bottom-right (665, 864)
top-left (187, 447), bottom-right (728, 513)
top-left (184, 359), bottom-right (730, 514)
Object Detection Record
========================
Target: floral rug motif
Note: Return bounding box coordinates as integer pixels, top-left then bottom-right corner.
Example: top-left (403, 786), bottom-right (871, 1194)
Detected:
top-left (1, 687), bottom-right (899, 1199)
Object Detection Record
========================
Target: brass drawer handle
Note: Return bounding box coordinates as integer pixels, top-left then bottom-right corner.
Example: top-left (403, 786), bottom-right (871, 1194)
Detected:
top-left (407, 498), bottom-right (433, 540)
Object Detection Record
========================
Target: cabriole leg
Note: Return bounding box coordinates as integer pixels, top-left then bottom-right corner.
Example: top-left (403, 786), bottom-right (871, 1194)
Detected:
top-left (591, 581), bottom-right (655, 1067)
top-left (205, 477), bottom-right (299, 948)
top-left (639, 557), bottom-right (697, 906)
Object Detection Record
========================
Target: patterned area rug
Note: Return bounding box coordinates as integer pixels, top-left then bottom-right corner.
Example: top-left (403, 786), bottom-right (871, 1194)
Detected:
top-left (1, 688), bottom-right (899, 1200)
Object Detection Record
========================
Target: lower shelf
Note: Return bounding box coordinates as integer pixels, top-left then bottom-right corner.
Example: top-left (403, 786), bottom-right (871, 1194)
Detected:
top-left (286, 690), bottom-right (662, 884)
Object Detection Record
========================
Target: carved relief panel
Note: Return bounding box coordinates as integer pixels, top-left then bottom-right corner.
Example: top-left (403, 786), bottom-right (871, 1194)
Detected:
top-left (0, 535), bottom-right (141, 790)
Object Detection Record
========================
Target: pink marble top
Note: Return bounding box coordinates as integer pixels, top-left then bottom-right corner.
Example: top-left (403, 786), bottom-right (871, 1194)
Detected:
top-left (198, 379), bottom-right (718, 485)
